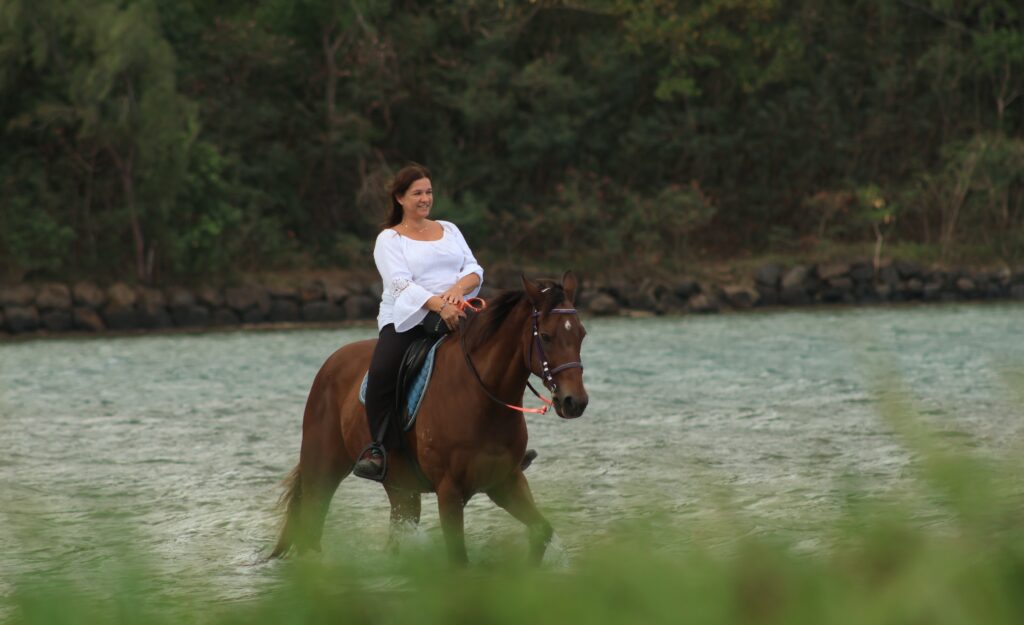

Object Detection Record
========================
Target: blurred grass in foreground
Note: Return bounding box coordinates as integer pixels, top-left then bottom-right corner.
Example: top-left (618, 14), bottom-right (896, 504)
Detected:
top-left (5, 375), bottom-right (1024, 625)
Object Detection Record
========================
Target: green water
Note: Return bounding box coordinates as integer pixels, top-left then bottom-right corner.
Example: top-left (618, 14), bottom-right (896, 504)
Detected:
top-left (1, 304), bottom-right (1022, 600)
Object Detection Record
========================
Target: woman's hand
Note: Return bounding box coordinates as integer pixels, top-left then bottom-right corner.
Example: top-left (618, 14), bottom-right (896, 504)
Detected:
top-left (439, 300), bottom-right (465, 330)
top-left (428, 295), bottom-right (466, 330)
top-left (438, 285), bottom-right (466, 308)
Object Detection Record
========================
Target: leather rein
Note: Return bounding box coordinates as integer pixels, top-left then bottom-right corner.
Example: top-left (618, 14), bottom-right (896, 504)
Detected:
top-left (458, 298), bottom-right (583, 415)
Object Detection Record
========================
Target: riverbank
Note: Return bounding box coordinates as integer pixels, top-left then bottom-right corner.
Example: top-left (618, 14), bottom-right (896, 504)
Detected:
top-left (3, 259), bottom-right (1024, 339)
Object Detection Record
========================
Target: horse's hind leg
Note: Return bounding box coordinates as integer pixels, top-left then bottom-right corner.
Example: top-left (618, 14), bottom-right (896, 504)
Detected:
top-left (487, 471), bottom-right (553, 565)
top-left (384, 486), bottom-right (421, 552)
top-left (273, 425), bottom-right (352, 557)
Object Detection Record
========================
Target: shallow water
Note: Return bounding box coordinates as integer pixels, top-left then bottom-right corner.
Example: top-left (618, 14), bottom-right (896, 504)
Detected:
top-left (2, 303), bottom-right (1023, 598)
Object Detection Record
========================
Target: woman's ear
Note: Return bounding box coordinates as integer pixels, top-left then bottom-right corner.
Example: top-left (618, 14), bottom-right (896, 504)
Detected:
top-left (561, 270), bottom-right (577, 304)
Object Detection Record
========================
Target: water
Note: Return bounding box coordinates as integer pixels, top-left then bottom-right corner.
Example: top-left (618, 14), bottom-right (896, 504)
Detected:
top-left (2, 304), bottom-right (1023, 598)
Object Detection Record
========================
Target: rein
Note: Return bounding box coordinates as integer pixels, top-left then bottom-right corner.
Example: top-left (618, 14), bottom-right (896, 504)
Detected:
top-left (459, 298), bottom-right (583, 415)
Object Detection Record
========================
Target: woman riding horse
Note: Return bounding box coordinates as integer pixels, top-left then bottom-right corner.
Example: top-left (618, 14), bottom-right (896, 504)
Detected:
top-left (271, 165), bottom-right (589, 564)
top-left (354, 163), bottom-right (483, 480)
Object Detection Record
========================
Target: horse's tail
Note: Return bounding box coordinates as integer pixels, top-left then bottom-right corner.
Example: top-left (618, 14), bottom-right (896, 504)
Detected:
top-left (269, 463), bottom-right (302, 558)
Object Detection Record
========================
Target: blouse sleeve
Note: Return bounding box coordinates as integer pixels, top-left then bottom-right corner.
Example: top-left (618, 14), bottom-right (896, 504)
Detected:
top-left (447, 223), bottom-right (484, 298)
top-left (373, 231), bottom-right (434, 332)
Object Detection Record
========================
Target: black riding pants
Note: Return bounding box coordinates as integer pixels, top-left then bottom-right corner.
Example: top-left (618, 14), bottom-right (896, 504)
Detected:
top-left (365, 323), bottom-right (428, 447)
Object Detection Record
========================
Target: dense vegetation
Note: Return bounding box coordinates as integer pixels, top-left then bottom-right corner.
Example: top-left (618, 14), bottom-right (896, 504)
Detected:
top-left (1, 0), bottom-right (1022, 283)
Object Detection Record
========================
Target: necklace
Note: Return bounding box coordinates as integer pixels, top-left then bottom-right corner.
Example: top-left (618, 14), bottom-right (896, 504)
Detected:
top-left (403, 220), bottom-right (430, 234)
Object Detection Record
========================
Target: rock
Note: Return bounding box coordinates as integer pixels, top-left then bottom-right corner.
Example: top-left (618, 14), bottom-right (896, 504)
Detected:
top-left (298, 282), bottom-right (326, 303)
top-left (657, 292), bottom-right (688, 313)
top-left (755, 264), bottom-right (783, 288)
top-left (102, 303), bottom-right (138, 330)
top-left (302, 301), bottom-right (344, 322)
top-left (687, 293), bottom-right (719, 313)
top-left (826, 277), bottom-right (854, 290)
top-left (167, 287), bottom-right (196, 308)
top-left (5, 306), bottom-right (39, 333)
top-left (817, 263), bottom-right (850, 281)
top-left (878, 265), bottom-right (901, 287)
top-left (137, 301), bottom-right (173, 329)
top-left (0, 310), bottom-right (4, 330)
top-left (344, 295), bottom-right (377, 320)
top-left (269, 300), bottom-right (301, 323)
top-left (875, 284), bottom-right (892, 301)
top-left (225, 285), bottom-right (271, 315)
top-left (820, 276), bottom-right (855, 303)
top-left (849, 262), bottom-right (875, 282)
top-left (321, 279), bottom-right (351, 303)
top-left (40, 310), bottom-right (72, 332)
top-left (36, 283), bottom-right (72, 310)
top-left (107, 283), bottom-right (137, 307)
top-left (955, 277), bottom-right (976, 293)
top-left (1010, 284), bottom-right (1024, 300)
top-left (893, 261), bottom-right (923, 280)
top-left (779, 265), bottom-right (812, 305)
top-left (136, 286), bottom-right (166, 307)
top-left (196, 286), bottom-right (224, 308)
top-left (73, 307), bottom-right (105, 332)
top-left (588, 293), bottom-right (621, 316)
top-left (171, 305), bottom-right (210, 327)
top-left (242, 308), bottom-right (268, 324)
top-left (626, 285), bottom-right (659, 311)
top-left (923, 282), bottom-right (944, 301)
top-left (211, 308), bottom-right (240, 326)
top-left (73, 282), bottom-right (106, 307)
top-left (266, 282), bottom-right (299, 300)
top-left (720, 285), bottom-right (759, 309)
top-left (0, 284), bottom-right (36, 307)
top-left (781, 265), bottom-right (810, 291)
top-left (906, 278), bottom-right (924, 298)
top-left (673, 278), bottom-right (701, 299)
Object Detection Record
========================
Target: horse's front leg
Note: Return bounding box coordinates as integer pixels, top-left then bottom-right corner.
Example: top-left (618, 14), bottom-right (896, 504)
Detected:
top-left (436, 480), bottom-right (469, 565)
top-left (488, 470), bottom-right (553, 565)
top-left (384, 486), bottom-right (421, 553)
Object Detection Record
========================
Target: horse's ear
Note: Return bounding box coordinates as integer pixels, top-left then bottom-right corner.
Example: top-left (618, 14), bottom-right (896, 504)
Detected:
top-left (522, 274), bottom-right (543, 308)
top-left (561, 270), bottom-right (577, 304)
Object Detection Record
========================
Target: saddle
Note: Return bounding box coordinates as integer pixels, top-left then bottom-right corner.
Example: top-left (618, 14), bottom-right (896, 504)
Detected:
top-left (358, 335), bottom-right (446, 433)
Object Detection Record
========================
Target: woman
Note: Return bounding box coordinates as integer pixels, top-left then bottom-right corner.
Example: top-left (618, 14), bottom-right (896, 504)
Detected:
top-left (353, 164), bottom-right (484, 480)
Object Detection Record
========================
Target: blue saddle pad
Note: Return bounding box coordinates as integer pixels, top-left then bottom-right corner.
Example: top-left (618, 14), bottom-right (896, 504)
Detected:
top-left (359, 336), bottom-right (445, 431)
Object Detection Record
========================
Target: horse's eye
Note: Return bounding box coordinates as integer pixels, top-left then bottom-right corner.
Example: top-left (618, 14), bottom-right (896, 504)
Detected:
top-left (540, 332), bottom-right (552, 343)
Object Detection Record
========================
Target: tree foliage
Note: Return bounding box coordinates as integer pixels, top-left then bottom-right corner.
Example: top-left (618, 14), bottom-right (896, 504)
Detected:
top-left (1, 0), bottom-right (1022, 282)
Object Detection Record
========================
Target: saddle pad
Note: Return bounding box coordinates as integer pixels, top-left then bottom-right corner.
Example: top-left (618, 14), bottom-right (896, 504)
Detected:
top-left (359, 336), bottom-right (445, 431)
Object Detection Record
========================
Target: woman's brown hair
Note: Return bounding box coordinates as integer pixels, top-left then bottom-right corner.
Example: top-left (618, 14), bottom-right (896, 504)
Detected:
top-left (383, 163), bottom-right (431, 228)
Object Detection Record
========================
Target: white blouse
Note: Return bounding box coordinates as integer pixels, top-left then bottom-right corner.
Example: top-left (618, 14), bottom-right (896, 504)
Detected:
top-left (373, 220), bottom-right (484, 332)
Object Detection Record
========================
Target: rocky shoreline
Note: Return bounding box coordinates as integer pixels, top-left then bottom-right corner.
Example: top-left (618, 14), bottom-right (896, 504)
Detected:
top-left (2, 260), bottom-right (1024, 338)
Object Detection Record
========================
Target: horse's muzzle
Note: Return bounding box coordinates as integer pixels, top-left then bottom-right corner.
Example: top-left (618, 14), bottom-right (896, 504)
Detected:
top-left (555, 393), bottom-right (588, 419)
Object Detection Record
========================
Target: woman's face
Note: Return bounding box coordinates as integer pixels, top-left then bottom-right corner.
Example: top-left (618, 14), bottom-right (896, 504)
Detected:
top-left (398, 178), bottom-right (432, 220)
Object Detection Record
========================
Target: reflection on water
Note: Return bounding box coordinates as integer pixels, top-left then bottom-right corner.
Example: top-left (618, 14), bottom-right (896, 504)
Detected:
top-left (1, 304), bottom-right (1023, 598)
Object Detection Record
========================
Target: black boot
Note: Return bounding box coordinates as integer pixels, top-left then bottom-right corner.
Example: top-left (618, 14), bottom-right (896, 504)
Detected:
top-left (353, 443), bottom-right (387, 481)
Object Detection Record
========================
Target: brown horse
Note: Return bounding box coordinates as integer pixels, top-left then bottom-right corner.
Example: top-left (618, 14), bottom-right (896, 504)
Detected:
top-left (270, 272), bottom-right (588, 564)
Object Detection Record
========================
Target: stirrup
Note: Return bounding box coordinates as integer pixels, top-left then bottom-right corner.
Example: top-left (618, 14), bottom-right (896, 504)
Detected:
top-left (353, 443), bottom-right (388, 481)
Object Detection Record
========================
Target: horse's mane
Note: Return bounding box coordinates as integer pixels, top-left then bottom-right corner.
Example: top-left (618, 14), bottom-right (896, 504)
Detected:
top-left (462, 280), bottom-right (565, 352)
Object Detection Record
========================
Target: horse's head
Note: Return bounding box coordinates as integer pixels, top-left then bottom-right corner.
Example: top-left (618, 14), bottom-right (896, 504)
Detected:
top-left (522, 271), bottom-right (589, 419)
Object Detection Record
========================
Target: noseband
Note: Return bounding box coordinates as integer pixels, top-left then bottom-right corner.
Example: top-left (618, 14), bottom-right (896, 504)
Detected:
top-left (527, 308), bottom-right (584, 395)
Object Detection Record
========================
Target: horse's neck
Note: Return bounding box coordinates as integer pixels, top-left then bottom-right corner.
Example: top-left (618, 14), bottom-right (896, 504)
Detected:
top-left (466, 303), bottom-right (531, 403)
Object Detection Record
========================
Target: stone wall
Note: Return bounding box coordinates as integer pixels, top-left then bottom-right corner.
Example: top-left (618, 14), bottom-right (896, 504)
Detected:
top-left (2, 261), bottom-right (1024, 337)
top-left (577, 261), bottom-right (1024, 317)
top-left (0, 278), bottom-right (381, 336)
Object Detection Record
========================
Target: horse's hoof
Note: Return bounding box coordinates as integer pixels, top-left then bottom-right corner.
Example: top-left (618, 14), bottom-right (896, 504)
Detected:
top-left (521, 449), bottom-right (538, 470)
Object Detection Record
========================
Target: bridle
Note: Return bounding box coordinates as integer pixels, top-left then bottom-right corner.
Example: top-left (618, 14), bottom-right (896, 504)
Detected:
top-left (460, 299), bottom-right (584, 415)
top-left (526, 307), bottom-right (584, 397)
